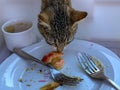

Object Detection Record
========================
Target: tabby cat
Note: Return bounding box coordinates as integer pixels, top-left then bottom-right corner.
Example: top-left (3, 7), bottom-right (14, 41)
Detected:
top-left (38, 0), bottom-right (87, 52)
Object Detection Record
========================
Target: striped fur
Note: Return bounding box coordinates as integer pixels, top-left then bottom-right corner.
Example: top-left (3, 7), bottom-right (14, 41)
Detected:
top-left (38, 0), bottom-right (87, 52)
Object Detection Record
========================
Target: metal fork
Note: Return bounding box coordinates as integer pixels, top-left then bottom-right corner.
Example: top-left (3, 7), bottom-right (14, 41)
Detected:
top-left (13, 48), bottom-right (81, 86)
top-left (77, 52), bottom-right (120, 90)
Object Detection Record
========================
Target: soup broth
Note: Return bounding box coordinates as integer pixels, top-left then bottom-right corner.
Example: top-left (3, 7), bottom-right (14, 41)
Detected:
top-left (5, 22), bottom-right (32, 33)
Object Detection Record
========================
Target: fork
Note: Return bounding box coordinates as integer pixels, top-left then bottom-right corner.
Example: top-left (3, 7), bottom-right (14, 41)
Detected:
top-left (13, 48), bottom-right (81, 86)
top-left (77, 52), bottom-right (120, 90)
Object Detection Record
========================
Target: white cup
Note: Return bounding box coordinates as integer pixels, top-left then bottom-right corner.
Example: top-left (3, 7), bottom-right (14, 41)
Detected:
top-left (1, 19), bottom-right (37, 51)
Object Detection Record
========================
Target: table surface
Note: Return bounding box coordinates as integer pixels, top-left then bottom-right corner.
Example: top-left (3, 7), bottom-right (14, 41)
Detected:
top-left (90, 40), bottom-right (120, 58)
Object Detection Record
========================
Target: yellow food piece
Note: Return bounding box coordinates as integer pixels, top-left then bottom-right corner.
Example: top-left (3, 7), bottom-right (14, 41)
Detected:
top-left (41, 51), bottom-right (64, 70)
top-left (40, 81), bottom-right (60, 90)
top-left (91, 56), bottom-right (103, 70)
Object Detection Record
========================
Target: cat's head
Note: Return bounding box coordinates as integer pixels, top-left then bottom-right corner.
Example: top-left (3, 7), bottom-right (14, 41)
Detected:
top-left (38, 5), bottom-right (87, 52)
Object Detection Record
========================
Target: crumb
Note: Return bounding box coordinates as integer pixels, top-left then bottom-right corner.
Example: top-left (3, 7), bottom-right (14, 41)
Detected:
top-left (18, 78), bottom-right (23, 83)
top-left (26, 84), bottom-right (31, 87)
top-left (38, 69), bottom-right (42, 74)
top-left (31, 67), bottom-right (34, 71)
top-left (25, 68), bottom-right (30, 72)
top-left (39, 69), bottom-right (42, 72)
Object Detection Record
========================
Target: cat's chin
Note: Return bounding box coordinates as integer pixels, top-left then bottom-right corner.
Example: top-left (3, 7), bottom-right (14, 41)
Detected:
top-left (51, 46), bottom-right (67, 52)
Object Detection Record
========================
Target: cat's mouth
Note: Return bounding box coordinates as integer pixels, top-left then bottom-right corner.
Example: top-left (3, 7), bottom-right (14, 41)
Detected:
top-left (57, 47), bottom-right (64, 52)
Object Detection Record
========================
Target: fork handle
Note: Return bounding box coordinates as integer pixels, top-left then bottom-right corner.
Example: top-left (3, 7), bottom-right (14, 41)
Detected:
top-left (105, 77), bottom-right (120, 90)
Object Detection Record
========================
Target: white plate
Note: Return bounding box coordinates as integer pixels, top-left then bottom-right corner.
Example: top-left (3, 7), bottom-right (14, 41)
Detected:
top-left (0, 39), bottom-right (120, 90)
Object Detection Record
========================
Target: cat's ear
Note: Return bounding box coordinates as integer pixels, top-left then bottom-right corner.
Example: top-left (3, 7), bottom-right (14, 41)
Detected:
top-left (38, 12), bottom-right (51, 29)
top-left (70, 9), bottom-right (88, 24)
top-left (70, 9), bottom-right (87, 30)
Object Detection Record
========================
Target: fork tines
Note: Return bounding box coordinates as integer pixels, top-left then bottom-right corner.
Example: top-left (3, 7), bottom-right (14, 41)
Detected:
top-left (77, 52), bottom-right (100, 74)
